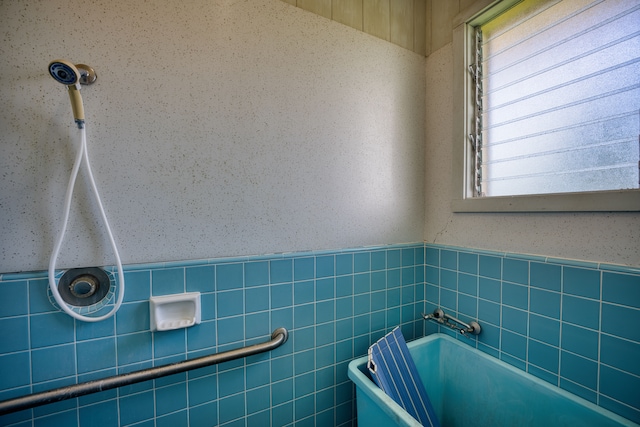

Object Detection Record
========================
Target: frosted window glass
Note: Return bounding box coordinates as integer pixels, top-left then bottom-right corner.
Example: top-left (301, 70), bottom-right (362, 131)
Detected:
top-left (477, 0), bottom-right (640, 197)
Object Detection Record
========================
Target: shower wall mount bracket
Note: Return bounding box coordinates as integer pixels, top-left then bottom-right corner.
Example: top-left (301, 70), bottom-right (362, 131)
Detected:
top-left (76, 64), bottom-right (97, 85)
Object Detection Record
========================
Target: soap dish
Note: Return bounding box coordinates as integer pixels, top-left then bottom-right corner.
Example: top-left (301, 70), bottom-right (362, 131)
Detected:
top-left (150, 292), bottom-right (201, 332)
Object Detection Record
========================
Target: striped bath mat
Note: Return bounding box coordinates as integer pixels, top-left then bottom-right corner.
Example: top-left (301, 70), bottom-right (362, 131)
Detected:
top-left (367, 327), bottom-right (440, 427)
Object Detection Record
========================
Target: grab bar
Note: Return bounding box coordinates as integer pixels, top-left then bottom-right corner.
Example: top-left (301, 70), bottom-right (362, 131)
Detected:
top-left (422, 308), bottom-right (481, 336)
top-left (0, 327), bottom-right (288, 416)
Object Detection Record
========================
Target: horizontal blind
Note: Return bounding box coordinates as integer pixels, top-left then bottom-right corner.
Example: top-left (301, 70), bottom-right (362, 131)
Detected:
top-left (478, 0), bottom-right (640, 197)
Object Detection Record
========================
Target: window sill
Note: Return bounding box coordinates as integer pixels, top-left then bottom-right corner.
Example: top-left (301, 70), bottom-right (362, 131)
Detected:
top-left (451, 190), bottom-right (640, 213)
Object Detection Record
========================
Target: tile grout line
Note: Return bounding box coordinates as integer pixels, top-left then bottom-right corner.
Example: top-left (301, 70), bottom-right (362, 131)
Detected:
top-left (557, 265), bottom-right (564, 389)
top-left (596, 269), bottom-right (603, 406)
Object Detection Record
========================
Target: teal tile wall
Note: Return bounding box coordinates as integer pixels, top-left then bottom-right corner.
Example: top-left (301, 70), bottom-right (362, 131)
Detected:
top-left (425, 244), bottom-right (640, 425)
top-left (2, 243), bottom-right (639, 426)
top-left (0, 243), bottom-right (426, 427)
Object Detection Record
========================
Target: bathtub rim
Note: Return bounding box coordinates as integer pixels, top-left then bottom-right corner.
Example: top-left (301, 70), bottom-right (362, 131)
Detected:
top-left (347, 332), bottom-right (638, 427)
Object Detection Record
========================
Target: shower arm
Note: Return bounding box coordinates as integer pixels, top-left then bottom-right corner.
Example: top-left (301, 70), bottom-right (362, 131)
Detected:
top-left (422, 308), bottom-right (482, 336)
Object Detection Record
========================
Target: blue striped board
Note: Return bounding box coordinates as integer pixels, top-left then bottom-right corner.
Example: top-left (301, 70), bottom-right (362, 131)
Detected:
top-left (367, 327), bottom-right (440, 427)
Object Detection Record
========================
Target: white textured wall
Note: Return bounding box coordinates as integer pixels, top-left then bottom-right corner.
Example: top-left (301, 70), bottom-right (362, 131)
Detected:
top-left (424, 43), bottom-right (640, 267)
top-left (0, 0), bottom-right (425, 273)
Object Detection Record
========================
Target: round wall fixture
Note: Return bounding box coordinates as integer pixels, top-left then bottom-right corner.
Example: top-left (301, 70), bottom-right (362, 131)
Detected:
top-left (57, 267), bottom-right (111, 307)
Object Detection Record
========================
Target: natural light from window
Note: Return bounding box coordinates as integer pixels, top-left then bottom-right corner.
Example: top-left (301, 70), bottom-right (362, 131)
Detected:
top-left (472, 0), bottom-right (639, 198)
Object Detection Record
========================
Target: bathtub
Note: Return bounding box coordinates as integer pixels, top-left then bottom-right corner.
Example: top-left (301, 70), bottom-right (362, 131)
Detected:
top-left (348, 333), bottom-right (637, 427)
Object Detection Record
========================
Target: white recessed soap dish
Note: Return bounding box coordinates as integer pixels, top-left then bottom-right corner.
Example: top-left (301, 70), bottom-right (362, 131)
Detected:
top-left (150, 292), bottom-right (201, 332)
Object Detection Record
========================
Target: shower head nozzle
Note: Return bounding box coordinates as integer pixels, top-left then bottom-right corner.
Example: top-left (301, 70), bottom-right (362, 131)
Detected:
top-left (49, 60), bottom-right (81, 86)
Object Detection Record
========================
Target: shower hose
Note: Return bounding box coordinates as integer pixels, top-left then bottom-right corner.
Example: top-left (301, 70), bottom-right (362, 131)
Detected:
top-left (48, 126), bottom-right (125, 322)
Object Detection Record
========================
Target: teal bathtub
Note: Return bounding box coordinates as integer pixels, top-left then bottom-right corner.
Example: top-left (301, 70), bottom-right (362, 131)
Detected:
top-left (348, 333), bottom-right (637, 427)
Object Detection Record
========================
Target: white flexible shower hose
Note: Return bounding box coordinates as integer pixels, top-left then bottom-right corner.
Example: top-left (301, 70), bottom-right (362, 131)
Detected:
top-left (48, 126), bottom-right (125, 322)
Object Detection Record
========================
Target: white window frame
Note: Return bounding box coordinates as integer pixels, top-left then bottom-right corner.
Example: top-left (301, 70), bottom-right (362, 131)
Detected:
top-left (451, 0), bottom-right (640, 212)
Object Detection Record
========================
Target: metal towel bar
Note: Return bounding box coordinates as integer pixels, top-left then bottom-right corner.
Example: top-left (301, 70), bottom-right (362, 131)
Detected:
top-left (0, 327), bottom-right (288, 416)
top-left (422, 308), bottom-right (481, 336)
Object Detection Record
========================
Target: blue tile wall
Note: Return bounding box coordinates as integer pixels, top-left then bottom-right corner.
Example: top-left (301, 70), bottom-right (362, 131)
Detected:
top-left (0, 243), bottom-right (425, 427)
top-left (2, 242), bottom-right (639, 426)
top-left (424, 244), bottom-right (640, 425)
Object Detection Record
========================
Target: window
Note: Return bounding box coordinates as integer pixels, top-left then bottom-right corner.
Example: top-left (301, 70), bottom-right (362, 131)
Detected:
top-left (452, 0), bottom-right (640, 212)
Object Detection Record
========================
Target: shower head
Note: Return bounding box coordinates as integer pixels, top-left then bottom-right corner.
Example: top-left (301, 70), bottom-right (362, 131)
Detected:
top-left (48, 60), bottom-right (81, 87)
top-left (48, 59), bottom-right (90, 128)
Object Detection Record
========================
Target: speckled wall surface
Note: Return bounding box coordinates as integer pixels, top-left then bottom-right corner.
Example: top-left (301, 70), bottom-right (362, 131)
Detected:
top-left (0, 0), bottom-right (426, 274)
top-left (424, 43), bottom-right (640, 267)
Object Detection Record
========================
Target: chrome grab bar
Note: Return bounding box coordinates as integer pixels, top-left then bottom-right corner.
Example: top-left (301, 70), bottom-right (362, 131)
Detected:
top-left (0, 327), bottom-right (288, 416)
top-left (422, 308), bottom-right (481, 336)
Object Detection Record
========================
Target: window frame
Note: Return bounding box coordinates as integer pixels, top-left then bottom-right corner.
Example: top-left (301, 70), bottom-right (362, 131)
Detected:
top-left (451, 0), bottom-right (640, 212)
